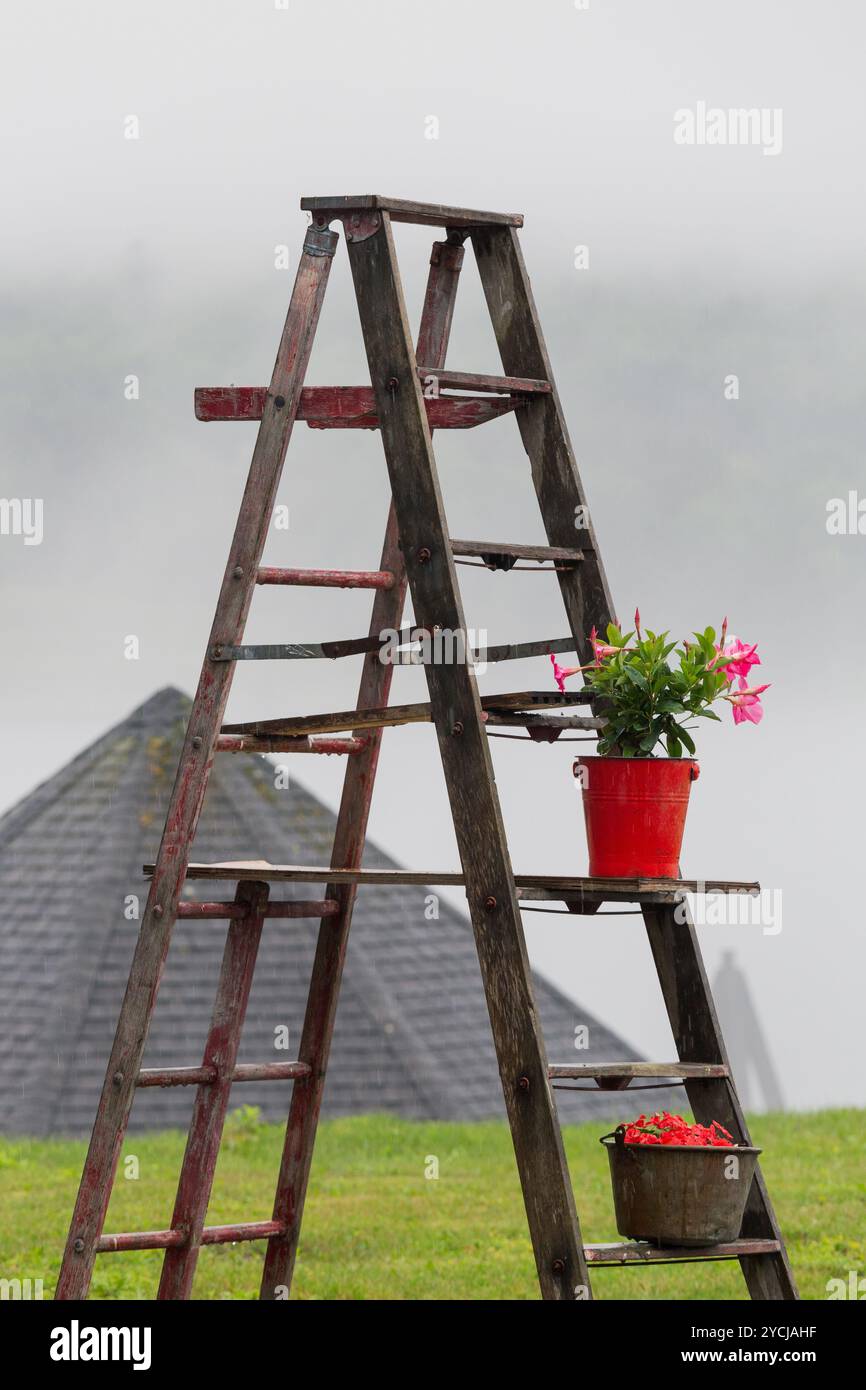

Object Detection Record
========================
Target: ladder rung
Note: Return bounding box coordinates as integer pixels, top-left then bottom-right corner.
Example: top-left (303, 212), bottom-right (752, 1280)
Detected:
top-left (210, 631), bottom-right (578, 665)
top-left (195, 385), bottom-right (519, 430)
top-left (584, 1239), bottom-right (781, 1267)
top-left (96, 1220), bottom-right (285, 1254)
top-left (257, 566), bottom-right (395, 590)
top-left (176, 899), bottom-right (339, 920)
top-left (148, 863), bottom-right (761, 902)
top-left (549, 1063), bottom-right (729, 1082)
top-left (486, 713), bottom-right (603, 731)
top-left (417, 368), bottom-right (550, 395)
top-left (221, 690), bottom-right (596, 740)
top-left (300, 193), bottom-right (523, 229)
top-left (216, 734), bottom-right (366, 755)
top-left (136, 1062), bottom-right (311, 1088)
top-left (451, 538), bottom-right (583, 568)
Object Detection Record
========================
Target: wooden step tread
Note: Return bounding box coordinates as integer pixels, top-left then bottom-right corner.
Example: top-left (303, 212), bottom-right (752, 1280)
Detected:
top-left (211, 631), bottom-right (579, 665)
top-left (195, 385), bottom-right (519, 429)
top-left (549, 1062), bottom-right (729, 1081)
top-left (300, 194), bottom-right (523, 228)
top-left (584, 1239), bottom-right (781, 1267)
top-left (417, 368), bottom-right (549, 395)
top-left (146, 864), bottom-right (760, 903)
top-left (221, 690), bottom-right (597, 739)
top-left (451, 539), bottom-right (583, 565)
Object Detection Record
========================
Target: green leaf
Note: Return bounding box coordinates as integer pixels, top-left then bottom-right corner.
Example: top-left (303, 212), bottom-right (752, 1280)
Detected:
top-left (623, 664), bottom-right (649, 692)
top-left (666, 734), bottom-right (682, 758)
top-left (678, 727), bottom-right (696, 754)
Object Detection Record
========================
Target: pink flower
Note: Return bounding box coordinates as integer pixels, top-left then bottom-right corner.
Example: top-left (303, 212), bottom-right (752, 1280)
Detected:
top-left (634, 607), bottom-right (642, 638)
top-left (589, 626), bottom-right (629, 665)
top-left (550, 653), bottom-right (581, 692)
top-left (710, 635), bottom-right (761, 683)
top-left (726, 678), bottom-right (770, 725)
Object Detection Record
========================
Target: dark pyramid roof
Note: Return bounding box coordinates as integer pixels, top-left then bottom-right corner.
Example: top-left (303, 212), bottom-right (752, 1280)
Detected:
top-left (0, 688), bottom-right (653, 1135)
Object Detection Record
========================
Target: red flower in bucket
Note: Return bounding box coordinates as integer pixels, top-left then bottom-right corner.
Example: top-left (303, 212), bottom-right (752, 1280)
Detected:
top-left (620, 1111), bottom-right (734, 1147)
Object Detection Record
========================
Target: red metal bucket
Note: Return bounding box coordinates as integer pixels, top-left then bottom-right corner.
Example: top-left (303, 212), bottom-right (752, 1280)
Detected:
top-left (574, 756), bottom-right (699, 878)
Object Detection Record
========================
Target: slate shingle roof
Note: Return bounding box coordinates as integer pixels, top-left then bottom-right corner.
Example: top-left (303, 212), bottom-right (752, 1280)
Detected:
top-left (0, 688), bottom-right (655, 1135)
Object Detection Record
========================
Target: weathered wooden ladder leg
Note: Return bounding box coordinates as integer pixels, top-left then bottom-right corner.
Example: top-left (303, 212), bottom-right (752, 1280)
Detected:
top-left (643, 903), bottom-right (798, 1299)
top-left (260, 234), bottom-right (465, 1299)
top-left (472, 223), bottom-right (797, 1301)
top-left (343, 211), bottom-right (588, 1302)
top-left (471, 223), bottom-right (612, 665)
top-left (55, 223), bottom-right (338, 1300)
top-left (157, 881), bottom-right (270, 1300)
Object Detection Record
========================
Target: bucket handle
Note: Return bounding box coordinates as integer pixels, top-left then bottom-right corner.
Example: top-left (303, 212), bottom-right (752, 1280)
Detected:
top-left (599, 1127), bottom-right (626, 1147)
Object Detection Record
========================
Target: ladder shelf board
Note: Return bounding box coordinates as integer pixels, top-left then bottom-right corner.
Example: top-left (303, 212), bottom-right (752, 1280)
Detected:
top-left (450, 539), bottom-right (584, 564)
top-left (211, 631), bottom-right (580, 664)
top-left (548, 1062), bottom-right (730, 1081)
top-left (300, 193), bottom-right (524, 228)
top-left (221, 689), bottom-right (599, 738)
top-left (195, 385), bottom-right (519, 429)
top-left (416, 367), bottom-right (550, 395)
top-left (149, 862), bottom-right (761, 902)
top-left (584, 1240), bottom-right (781, 1267)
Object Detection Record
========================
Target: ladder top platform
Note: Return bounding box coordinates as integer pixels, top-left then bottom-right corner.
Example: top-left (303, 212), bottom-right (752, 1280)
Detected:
top-left (300, 194), bottom-right (524, 229)
top-left (149, 861), bottom-right (760, 903)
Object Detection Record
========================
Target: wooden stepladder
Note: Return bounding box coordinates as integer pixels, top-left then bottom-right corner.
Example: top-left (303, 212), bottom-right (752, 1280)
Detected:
top-left (57, 195), bottom-right (797, 1302)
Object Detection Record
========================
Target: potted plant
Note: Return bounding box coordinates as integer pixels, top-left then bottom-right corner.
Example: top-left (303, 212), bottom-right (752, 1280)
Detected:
top-left (600, 1111), bottom-right (761, 1247)
top-left (552, 612), bottom-right (769, 878)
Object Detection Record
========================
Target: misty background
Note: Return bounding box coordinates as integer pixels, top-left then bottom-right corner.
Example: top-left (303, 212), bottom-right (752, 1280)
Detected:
top-left (1, 0), bottom-right (864, 1111)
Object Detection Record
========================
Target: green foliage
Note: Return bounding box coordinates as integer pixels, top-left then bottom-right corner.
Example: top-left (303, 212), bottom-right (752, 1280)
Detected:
top-left (587, 624), bottom-right (730, 758)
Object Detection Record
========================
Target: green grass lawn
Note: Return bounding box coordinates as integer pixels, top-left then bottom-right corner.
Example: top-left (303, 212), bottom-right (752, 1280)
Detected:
top-left (1, 1107), bottom-right (862, 1300)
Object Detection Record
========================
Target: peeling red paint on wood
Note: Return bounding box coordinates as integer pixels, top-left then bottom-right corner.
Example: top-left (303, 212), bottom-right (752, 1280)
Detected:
top-left (194, 384), bottom-right (520, 428)
top-left (257, 567), bottom-right (394, 589)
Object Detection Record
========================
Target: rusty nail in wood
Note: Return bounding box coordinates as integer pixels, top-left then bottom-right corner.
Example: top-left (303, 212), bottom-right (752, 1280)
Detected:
top-left (152, 905), bottom-right (163, 918)
top-left (274, 395), bottom-right (286, 409)
top-left (212, 645), bottom-right (223, 659)
top-left (552, 1258), bottom-right (566, 1275)
top-left (387, 376), bottom-right (399, 391)
top-left (233, 566), bottom-right (244, 579)
top-left (113, 1071), bottom-right (124, 1086)
top-left (417, 547), bottom-right (431, 564)
top-left (484, 895), bottom-right (497, 911)
top-left (451, 721), bottom-right (464, 736)
top-left (518, 1075), bottom-right (530, 1091)
top-left (73, 1238), bottom-right (85, 1254)
top-left (192, 736), bottom-right (203, 750)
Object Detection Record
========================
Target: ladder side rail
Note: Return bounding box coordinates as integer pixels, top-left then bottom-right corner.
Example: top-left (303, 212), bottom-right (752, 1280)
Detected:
top-left (642, 901), bottom-right (799, 1300)
top-left (343, 211), bottom-right (588, 1302)
top-left (55, 223), bottom-right (338, 1301)
top-left (471, 226), bottom-right (615, 659)
top-left (260, 236), bottom-right (466, 1299)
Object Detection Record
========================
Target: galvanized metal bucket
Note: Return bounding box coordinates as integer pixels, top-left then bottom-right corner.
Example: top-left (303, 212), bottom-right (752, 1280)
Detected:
top-left (600, 1130), bottom-right (761, 1246)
